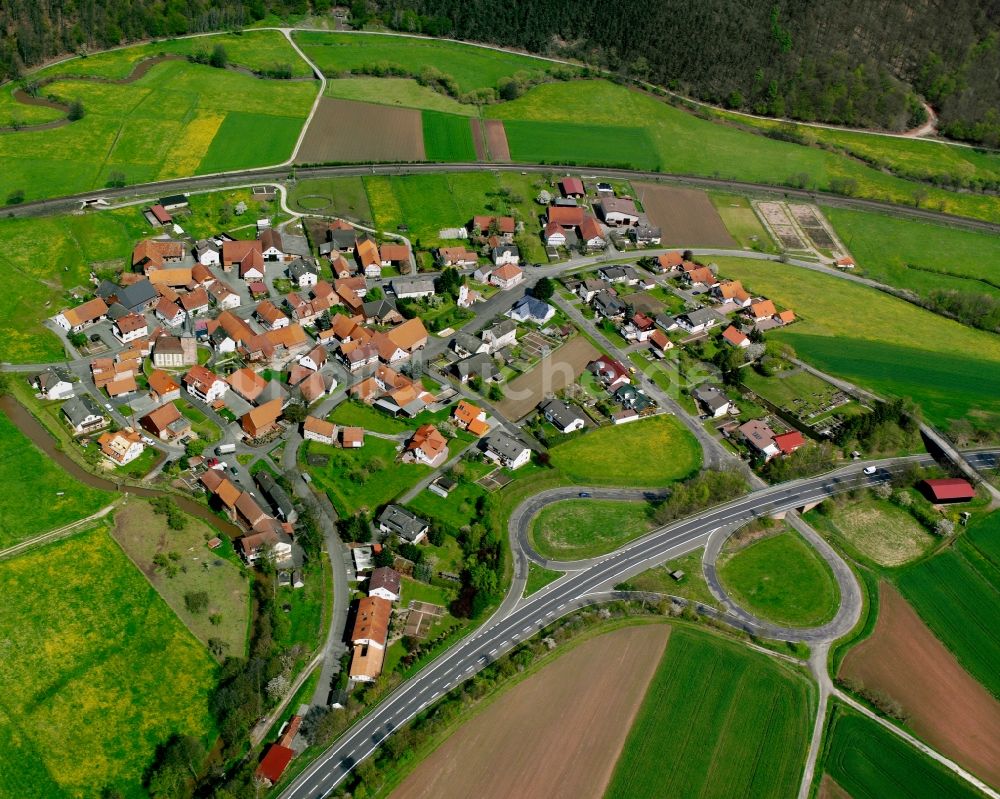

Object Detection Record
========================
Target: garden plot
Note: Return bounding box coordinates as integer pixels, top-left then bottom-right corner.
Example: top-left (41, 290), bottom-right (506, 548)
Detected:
top-left (755, 201), bottom-right (808, 250)
top-left (789, 203), bottom-right (837, 249)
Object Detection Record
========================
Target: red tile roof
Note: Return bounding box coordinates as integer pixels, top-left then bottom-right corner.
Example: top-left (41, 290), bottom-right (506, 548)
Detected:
top-left (256, 744), bottom-right (294, 785)
top-left (922, 478), bottom-right (976, 502)
top-left (773, 430), bottom-right (806, 454)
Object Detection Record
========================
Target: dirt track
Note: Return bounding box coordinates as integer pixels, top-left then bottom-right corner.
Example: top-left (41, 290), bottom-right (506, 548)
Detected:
top-left (841, 583), bottom-right (1000, 787)
top-left (635, 183), bottom-right (735, 247)
top-left (494, 336), bottom-right (599, 421)
top-left (390, 624), bottom-right (670, 799)
top-left (296, 97), bottom-right (425, 163)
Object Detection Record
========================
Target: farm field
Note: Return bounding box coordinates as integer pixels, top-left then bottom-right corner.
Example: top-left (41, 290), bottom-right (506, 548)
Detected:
top-left (296, 97), bottom-right (425, 163)
top-left (718, 528), bottom-right (840, 627)
top-left (35, 30), bottom-right (313, 79)
top-left (633, 183), bottom-right (735, 247)
top-left (0, 59), bottom-right (315, 202)
top-left (110, 499), bottom-right (250, 656)
top-left (809, 498), bottom-right (935, 567)
top-left (287, 176), bottom-right (372, 221)
top-left (895, 520), bottom-right (1000, 698)
top-left (0, 410), bottom-right (112, 549)
top-left (709, 191), bottom-right (779, 251)
top-left (325, 77), bottom-right (477, 114)
top-left (293, 31), bottom-right (559, 94)
top-left (485, 79), bottom-right (1000, 224)
top-left (0, 525), bottom-right (215, 798)
top-left (301, 437), bottom-right (430, 517)
top-left (713, 256), bottom-right (1000, 426)
top-left (422, 111), bottom-right (477, 161)
top-left (821, 702), bottom-right (985, 799)
top-left (547, 414), bottom-right (701, 487)
top-left (500, 118), bottom-right (659, 170)
top-left (530, 499), bottom-right (655, 561)
top-left (391, 624), bottom-right (670, 799)
top-left (841, 583), bottom-right (1000, 786)
top-left (826, 207), bottom-right (1000, 300)
top-left (605, 627), bottom-right (812, 799)
top-left (494, 336), bottom-right (600, 420)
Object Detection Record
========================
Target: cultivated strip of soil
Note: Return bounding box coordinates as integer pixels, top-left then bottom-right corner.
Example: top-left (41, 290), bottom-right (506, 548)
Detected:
top-left (840, 582), bottom-right (1000, 787)
top-left (390, 624), bottom-right (670, 799)
top-left (818, 774), bottom-right (853, 799)
top-left (470, 118), bottom-right (488, 162)
top-left (484, 119), bottom-right (511, 162)
top-left (634, 183), bottom-right (736, 247)
top-left (296, 97), bottom-right (425, 163)
top-left (495, 336), bottom-right (599, 421)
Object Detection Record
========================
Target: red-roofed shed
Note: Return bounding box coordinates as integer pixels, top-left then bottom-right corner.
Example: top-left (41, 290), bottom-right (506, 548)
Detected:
top-left (773, 430), bottom-right (806, 455)
top-left (559, 177), bottom-right (585, 197)
top-left (256, 744), bottom-right (294, 786)
top-left (921, 478), bottom-right (976, 503)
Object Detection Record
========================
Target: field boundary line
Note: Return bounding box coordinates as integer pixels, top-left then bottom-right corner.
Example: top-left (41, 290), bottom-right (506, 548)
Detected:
top-left (0, 500), bottom-right (120, 560)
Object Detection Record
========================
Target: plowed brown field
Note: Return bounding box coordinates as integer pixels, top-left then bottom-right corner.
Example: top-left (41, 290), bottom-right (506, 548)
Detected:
top-left (484, 119), bottom-right (511, 162)
top-left (635, 183), bottom-right (735, 247)
top-left (841, 582), bottom-right (1000, 787)
top-left (390, 624), bottom-right (670, 799)
top-left (296, 97), bottom-right (425, 163)
top-left (494, 336), bottom-right (599, 421)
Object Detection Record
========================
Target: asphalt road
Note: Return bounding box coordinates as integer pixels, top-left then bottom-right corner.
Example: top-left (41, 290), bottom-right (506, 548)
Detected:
top-left (279, 449), bottom-right (998, 799)
top-left (12, 162), bottom-right (1000, 236)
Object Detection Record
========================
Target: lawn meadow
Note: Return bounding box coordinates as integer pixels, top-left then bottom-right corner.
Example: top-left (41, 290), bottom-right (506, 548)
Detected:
top-left (718, 528), bottom-right (840, 627)
top-left (0, 525), bottom-right (216, 798)
top-left (895, 512), bottom-right (1000, 698)
top-left (713, 256), bottom-right (1000, 427)
top-left (0, 410), bottom-right (111, 548)
top-left (530, 499), bottom-right (655, 561)
top-left (605, 626), bottom-right (812, 798)
top-left (820, 702), bottom-right (984, 799)
top-left (1, 51), bottom-right (315, 203)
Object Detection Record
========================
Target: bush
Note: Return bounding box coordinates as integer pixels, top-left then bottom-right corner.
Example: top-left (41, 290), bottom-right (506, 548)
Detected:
top-left (67, 100), bottom-right (85, 121)
top-left (184, 591), bottom-right (209, 614)
top-left (209, 44), bottom-right (228, 69)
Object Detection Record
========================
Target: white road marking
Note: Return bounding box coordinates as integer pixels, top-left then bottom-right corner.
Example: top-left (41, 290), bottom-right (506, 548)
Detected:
top-left (488, 648), bottom-right (497, 656)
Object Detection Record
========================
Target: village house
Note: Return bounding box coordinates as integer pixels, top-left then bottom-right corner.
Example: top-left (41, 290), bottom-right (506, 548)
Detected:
top-left (469, 215), bottom-right (516, 238)
top-left (547, 205), bottom-right (585, 229)
top-left (450, 331), bottom-right (489, 358)
top-left (260, 228), bottom-right (284, 261)
top-left (714, 280), bottom-right (752, 307)
top-left (655, 251), bottom-right (684, 274)
top-left (676, 307), bottom-right (723, 334)
top-left (438, 246), bottom-right (478, 267)
top-left (140, 402), bottom-right (192, 441)
top-left (558, 177), bottom-right (586, 197)
top-left (184, 365), bottom-right (228, 403)
top-left (453, 352), bottom-right (500, 384)
top-left (491, 244), bottom-right (521, 269)
top-left (208, 279), bottom-right (241, 310)
top-left (287, 258), bottom-right (320, 288)
top-left (481, 430), bottom-right (531, 470)
top-left (588, 355), bottom-right (631, 391)
top-left (481, 319), bottom-right (518, 353)
top-left (390, 277), bottom-right (435, 300)
top-left (98, 429), bottom-right (145, 466)
top-left (405, 424), bottom-right (448, 467)
top-left (692, 384), bottom-right (733, 418)
top-left (579, 216), bottom-right (606, 249)
top-left (453, 400), bottom-right (490, 436)
top-left (649, 328), bottom-right (674, 358)
top-left (221, 240), bottom-right (264, 277)
top-left (112, 311), bottom-right (148, 344)
top-left (507, 295), bottom-right (555, 325)
top-left (132, 239), bottom-right (184, 273)
top-left (685, 266), bottom-right (718, 289)
top-left (596, 197), bottom-right (640, 226)
top-left (30, 367), bottom-right (74, 400)
top-left (774, 430), bottom-right (807, 456)
top-left (369, 567), bottom-right (401, 602)
top-left (540, 397), bottom-right (586, 433)
top-left (341, 426), bottom-right (364, 448)
top-left (576, 278), bottom-right (610, 303)
top-left (54, 297), bottom-right (108, 333)
top-left (61, 395), bottom-right (106, 434)
top-left (148, 370), bottom-right (181, 403)
top-left (194, 239), bottom-right (220, 266)
top-left (543, 221), bottom-right (569, 248)
top-left (379, 242), bottom-right (410, 270)
top-left (226, 367), bottom-right (268, 404)
top-left (179, 287), bottom-right (210, 317)
top-left (255, 300), bottom-right (289, 331)
top-left (350, 596), bottom-right (392, 682)
top-left (241, 398), bottom-right (283, 439)
top-left (629, 223), bottom-right (662, 245)
top-left (256, 471), bottom-right (296, 523)
top-left (490, 262), bottom-right (524, 290)
top-left (740, 419), bottom-right (780, 459)
top-left (303, 415), bottom-right (336, 445)
top-left (153, 297), bottom-right (185, 327)
top-left (722, 325), bottom-right (751, 348)
top-left (622, 312), bottom-right (656, 342)
top-left (355, 236), bottom-right (381, 278)
top-left (378, 504), bottom-right (430, 544)
top-left (748, 299), bottom-right (777, 322)
top-left (98, 279), bottom-right (158, 314)
top-left (592, 290), bottom-right (627, 320)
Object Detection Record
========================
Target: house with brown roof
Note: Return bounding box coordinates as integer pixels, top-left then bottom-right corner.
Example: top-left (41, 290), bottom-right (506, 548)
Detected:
top-left (685, 266), bottom-right (717, 288)
top-left (649, 328), bottom-right (674, 358)
top-left (490, 263), bottom-right (523, 291)
top-left (329, 253), bottom-right (353, 278)
top-left (379, 242), bottom-right (409, 268)
top-left (105, 374), bottom-right (138, 398)
top-left (255, 745), bottom-right (294, 788)
top-left (341, 426), bottom-right (364, 448)
top-left (208, 279), bottom-right (240, 310)
top-left (438, 246), bottom-right (478, 267)
top-left (579, 215), bottom-right (606, 249)
top-left (154, 297), bottom-right (185, 327)
top-left (355, 236), bottom-right (381, 278)
top-left (748, 299), bottom-right (777, 322)
top-left (191, 262), bottom-right (215, 287)
top-left (722, 325), bottom-right (751, 348)
top-left (469, 215), bottom-right (516, 236)
top-left (227, 367), bottom-right (268, 403)
top-left (148, 370), bottom-right (181, 402)
top-left (739, 419), bottom-right (780, 459)
top-left (546, 205), bottom-right (585, 229)
top-left (299, 371), bottom-right (329, 404)
top-left (179, 287), bottom-right (210, 316)
top-left (255, 300), bottom-right (289, 331)
top-left (132, 239), bottom-right (184, 272)
top-left (184, 365), bottom-right (228, 403)
top-left (221, 240), bottom-right (263, 276)
top-left (241, 398), bottom-right (283, 438)
top-left (369, 567), bottom-right (401, 602)
top-left (351, 596), bottom-right (392, 649)
top-left (303, 415), bottom-right (336, 445)
top-left (453, 400), bottom-right (489, 436)
top-left (386, 317), bottom-right (428, 354)
top-left (655, 251), bottom-right (684, 273)
top-left (405, 424), bottom-right (448, 467)
top-left (54, 297), bottom-right (109, 333)
top-left (558, 177), bottom-right (585, 197)
top-left (112, 312), bottom-right (148, 343)
top-left (98, 429), bottom-right (144, 466)
top-left (259, 228), bottom-right (284, 261)
top-left (349, 641), bottom-right (386, 683)
top-left (140, 402), bottom-right (191, 441)
top-left (776, 309), bottom-right (796, 324)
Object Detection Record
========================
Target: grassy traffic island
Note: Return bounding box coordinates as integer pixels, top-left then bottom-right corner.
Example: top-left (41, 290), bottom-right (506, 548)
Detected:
top-left (717, 525), bottom-right (840, 628)
top-left (530, 498), bottom-right (656, 561)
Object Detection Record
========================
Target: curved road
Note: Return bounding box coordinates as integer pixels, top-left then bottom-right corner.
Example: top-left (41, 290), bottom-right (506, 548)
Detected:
top-left (279, 449), bottom-right (998, 799)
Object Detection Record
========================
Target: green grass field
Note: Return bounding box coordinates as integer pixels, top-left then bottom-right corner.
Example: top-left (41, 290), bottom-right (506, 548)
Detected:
top-left (485, 79), bottom-right (1000, 224)
top-left (605, 627), bottom-right (812, 798)
top-left (718, 529), bottom-right (840, 627)
top-left (500, 118), bottom-right (659, 170)
top-left (293, 31), bottom-right (557, 93)
top-left (810, 498), bottom-right (935, 568)
top-left (709, 192), bottom-right (778, 252)
top-left (530, 499), bottom-right (655, 560)
top-left (0, 86), bottom-right (64, 126)
top-left (0, 59), bottom-right (315, 202)
top-left (302, 437), bottom-right (430, 517)
top-left (422, 111), bottom-right (477, 161)
top-left (896, 517), bottom-right (1000, 697)
top-left (547, 415), bottom-right (701, 487)
top-left (328, 400), bottom-right (413, 434)
top-left (826, 207), bottom-right (1000, 299)
top-left (821, 702), bottom-right (984, 799)
top-left (36, 30), bottom-right (313, 79)
top-left (713, 256), bottom-right (1000, 426)
top-left (407, 460), bottom-right (493, 532)
top-left (0, 525), bottom-right (215, 798)
top-left (630, 549), bottom-right (719, 608)
top-left (286, 175), bottom-right (372, 221)
top-left (524, 562), bottom-right (563, 596)
top-left (0, 410), bottom-right (111, 549)
top-left (325, 77), bottom-right (477, 115)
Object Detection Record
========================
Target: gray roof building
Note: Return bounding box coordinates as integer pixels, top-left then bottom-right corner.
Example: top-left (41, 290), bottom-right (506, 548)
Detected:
top-left (454, 352), bottom-right (500, 382)
top-left (61, 395), bottom-right (105, 429)
top-left (539, 398), bottom-right (586, 432)
top-left (255, 471), bottom-right (297, 523)
top-left (678, 307), bottom-right (723, 331)
top-left (692, 384), bottom-right (731, 415)
top-left (390, 277), bottom-right (436, 298)
top-left (378, 504), bottom-right (430, 543)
